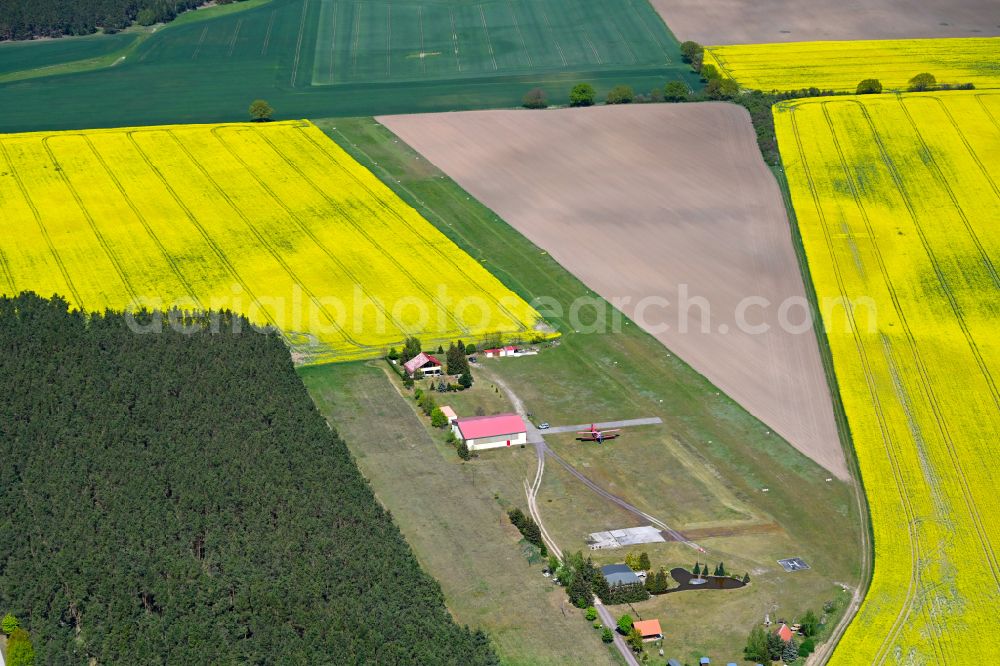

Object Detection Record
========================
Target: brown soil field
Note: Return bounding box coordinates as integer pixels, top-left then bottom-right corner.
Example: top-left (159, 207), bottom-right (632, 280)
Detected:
top-left (379, 104), bottom-right (848, 480)
top-left (648, 0), bottom-right (1000, 44)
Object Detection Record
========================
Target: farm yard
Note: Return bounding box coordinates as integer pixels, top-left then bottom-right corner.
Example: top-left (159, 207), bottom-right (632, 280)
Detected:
top-left (0, 120), bottom-right (543, 363)
top-left (775, 90), bottom-right (1000, 662)
top-left (645, 0), bottom-right (1000, 44)
top-left (705, 36), bottom-right (1000, 92)
top-left (378, 104), bottom-right (847, 479)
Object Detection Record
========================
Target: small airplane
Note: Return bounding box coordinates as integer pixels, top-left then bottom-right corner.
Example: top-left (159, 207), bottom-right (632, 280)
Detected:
top-left (576, 424), bottom-right (621, 443)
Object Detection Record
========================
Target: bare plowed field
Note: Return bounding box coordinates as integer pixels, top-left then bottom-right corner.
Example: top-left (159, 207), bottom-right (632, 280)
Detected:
top-left (647, 0), bottom-right (1000, 44)
top-left (379, 104), bottom-right (848, 479)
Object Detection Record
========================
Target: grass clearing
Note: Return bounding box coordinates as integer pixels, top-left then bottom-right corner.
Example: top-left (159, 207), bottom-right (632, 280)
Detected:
top-left (705, 36), bottom-right (1000, 92)
top-left (0, 120), bottom-right (543, 362)
top-left (300, 361), bottom-right (622, 666)
top-left (317, 116), bottom-right (865, 661)
top-left (775, 89), bottom-right (1000, 662)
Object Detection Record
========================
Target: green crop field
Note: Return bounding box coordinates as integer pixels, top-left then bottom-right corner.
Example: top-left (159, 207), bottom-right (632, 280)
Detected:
top-left (0, 0), bottom-right (697, 133)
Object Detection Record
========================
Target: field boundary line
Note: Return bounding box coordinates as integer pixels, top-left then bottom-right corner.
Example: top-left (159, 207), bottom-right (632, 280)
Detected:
top-left (41, 137), bottom-right (140, 304)
top-left (191, 25), bottom-right (208, 60)
top-left (290, 0), bottom-right (310, 86)
top-left (624, 0), bottom-right (671, 61)
top-left (124, 130), bottom-right (282, 332)
top-left (0, 143), bottom-right (83, 305)
top-left (478, 6), bottom-right (498, 71)
top-left (539, 6), bottom-right (567, 67)
top-left (80, 135), bottom-right (206, 310)
top-left (788, 106), bottom-right (918, 664)
top-left (385, 4), bottom-right (392, 78)
top-left (227, 17), bottom-right (243, 57)
top-left (297, 125), bottom-right (529, 332)
top-left (449, 9), bottom-right (462, 72)
top-left (164, 129), bottom-right (370, 350)
top-left (506, 0), bottom-right (532, 68)
top-left (351, 2), bottom-right (362, 76)
top-left (245, 125), bottom-right (473, 338)
top-left (209, 127), bottom-right (428, 342)
top-left (261, 9), bottom-right (276, 55)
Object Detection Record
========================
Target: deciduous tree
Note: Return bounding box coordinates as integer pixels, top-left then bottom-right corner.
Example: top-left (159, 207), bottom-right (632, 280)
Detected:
top-left (249, 99), bottom-right (274, 122)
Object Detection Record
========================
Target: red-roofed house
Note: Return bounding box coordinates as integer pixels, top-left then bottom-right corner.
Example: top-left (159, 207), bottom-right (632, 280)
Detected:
top-left (775, 623), bottom-right (794, 642)
top-left (483, 345), bottom-right (519, 358)
top-left (632, 619), bottom-right (663, 641)
top-left (403, 352), bottom-right (442, 377)
top-left (453, 413), bottom-right (527, 451)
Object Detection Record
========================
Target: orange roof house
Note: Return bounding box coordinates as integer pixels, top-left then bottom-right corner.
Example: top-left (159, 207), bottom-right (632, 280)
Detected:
top-left (775, 623), bottom-right (794, 642)
top-left (633, 619), bottom-right (663, 640)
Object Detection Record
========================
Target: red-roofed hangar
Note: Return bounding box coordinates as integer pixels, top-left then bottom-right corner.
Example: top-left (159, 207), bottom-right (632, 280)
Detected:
top-left (453, 414), bottom-right (528, 451)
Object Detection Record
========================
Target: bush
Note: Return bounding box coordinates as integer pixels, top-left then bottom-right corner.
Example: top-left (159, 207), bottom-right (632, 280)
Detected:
top-left (856, 78), bottom-right (882, 94)
top-left (908, 72), bottom-right (936, 92)
top-left (601, 628), bottom-right (614, 643)
top-left (6, 628), bottom-right (34, 666)
top-left (2, 613), bottom-right (19, 634)
top-left (465, 343), bottom-right (477, 355)
top-left (706, 77), bottom-right (740, 100)
top-left (458, 442), bottom-right (471, 460)
top-left (700, 63), bottom-right (721, 81)
top-left (799, 638), bottom-right (816, 657)
top-left (569, 83), bottom-right (596, 107)
top-left (617, 613), bottom-right (633, 635)
top-left (664, 80), bottom-right (689, 102)
top-left (585, 606), bottom-right (598, 621)
top-left (430, 407), bottom-right (448, 428)
top-left (606, 85), bottom-right (634, 104)
top-left (522, 87), bottom-right (548, 109)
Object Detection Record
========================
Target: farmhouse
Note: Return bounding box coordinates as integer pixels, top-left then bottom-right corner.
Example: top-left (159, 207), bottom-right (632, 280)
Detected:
top-left (775, 623), bottom-right (794, 642)
top-left (452, 413), bottom-right (527, 451)
top-left (483, 345), bottom-right (518, 358)
top-left (632, 619), bottom-right (663, 641)
top-left (403, 352), bottom-right (442, 377)
top-left (600, 563), bottom-right (641, 587)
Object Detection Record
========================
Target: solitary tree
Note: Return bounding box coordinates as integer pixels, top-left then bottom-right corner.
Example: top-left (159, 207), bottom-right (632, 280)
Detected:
top-left (459, 368), bottom-right (473, 389)
top-left (743, 626), bottom-right (769, 662)
top-left (856, 78), bottom-right (883, 94)
top-left (782, 638), bottom-right (800, 663)
top-left (601, 627), bottom-right (614, 643)
top-left (908, 72), bottom-right (937, 91)
top-left (663, 80), bottom-right (689, 102)
top-left (679, 41), bottom-right (704, 69)
top-left (638, 552), bottom-right (651, 571)
top-left (585, 606), bottom-right (598, 621)
top-left (606, 84), bottom-right (635, 104)
top-left (743, 572), bottom-right (751, 584)
top-left (617, 613), bottom-right (633, 635)
top-left (457, 442), bottom-right (471, 460)
top-left (249, 99), bottom-right (274, 122)
top-left (569, 83), bottom-right (596, 107)
top-left (430, 407), bottom-right (448, 428)
top-left (522, 87), bottom-right (548, 109)
top-left (1, 613), bottom-right (19, 634)
top-left (800, 609), bottom-right (819, 637)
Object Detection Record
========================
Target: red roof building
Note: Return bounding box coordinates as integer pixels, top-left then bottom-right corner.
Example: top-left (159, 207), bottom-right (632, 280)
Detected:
top-left (632, 619), bottom-right (663, 640)
top-left (775, 623), bottom-right (794, 642)
top-left (453, 413), bottom-right (527, 451)
top-left (403, 352), bottom-right (442, 377)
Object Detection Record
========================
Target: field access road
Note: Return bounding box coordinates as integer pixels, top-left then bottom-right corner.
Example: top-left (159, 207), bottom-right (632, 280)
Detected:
top-left (595, 600), bottom-right (641, 666)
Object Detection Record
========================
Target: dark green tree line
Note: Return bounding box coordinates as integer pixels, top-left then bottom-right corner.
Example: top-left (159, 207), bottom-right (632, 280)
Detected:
top-left (0, 293), bottom-right (498, 665)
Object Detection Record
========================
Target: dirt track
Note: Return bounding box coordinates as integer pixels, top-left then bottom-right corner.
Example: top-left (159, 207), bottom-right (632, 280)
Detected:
top-left (379, 104), bottom-right (849, 480)
top-left (648, 0), bottom-right (1000, 44)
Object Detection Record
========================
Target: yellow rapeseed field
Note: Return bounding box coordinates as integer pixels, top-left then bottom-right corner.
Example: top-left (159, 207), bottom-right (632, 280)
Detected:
top-left (0, 120), bottom-right (547, 363)
top-left (774, 90), bottom-right (1000, 662)
top-left (706, 37), bottom-right (1000, 92)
